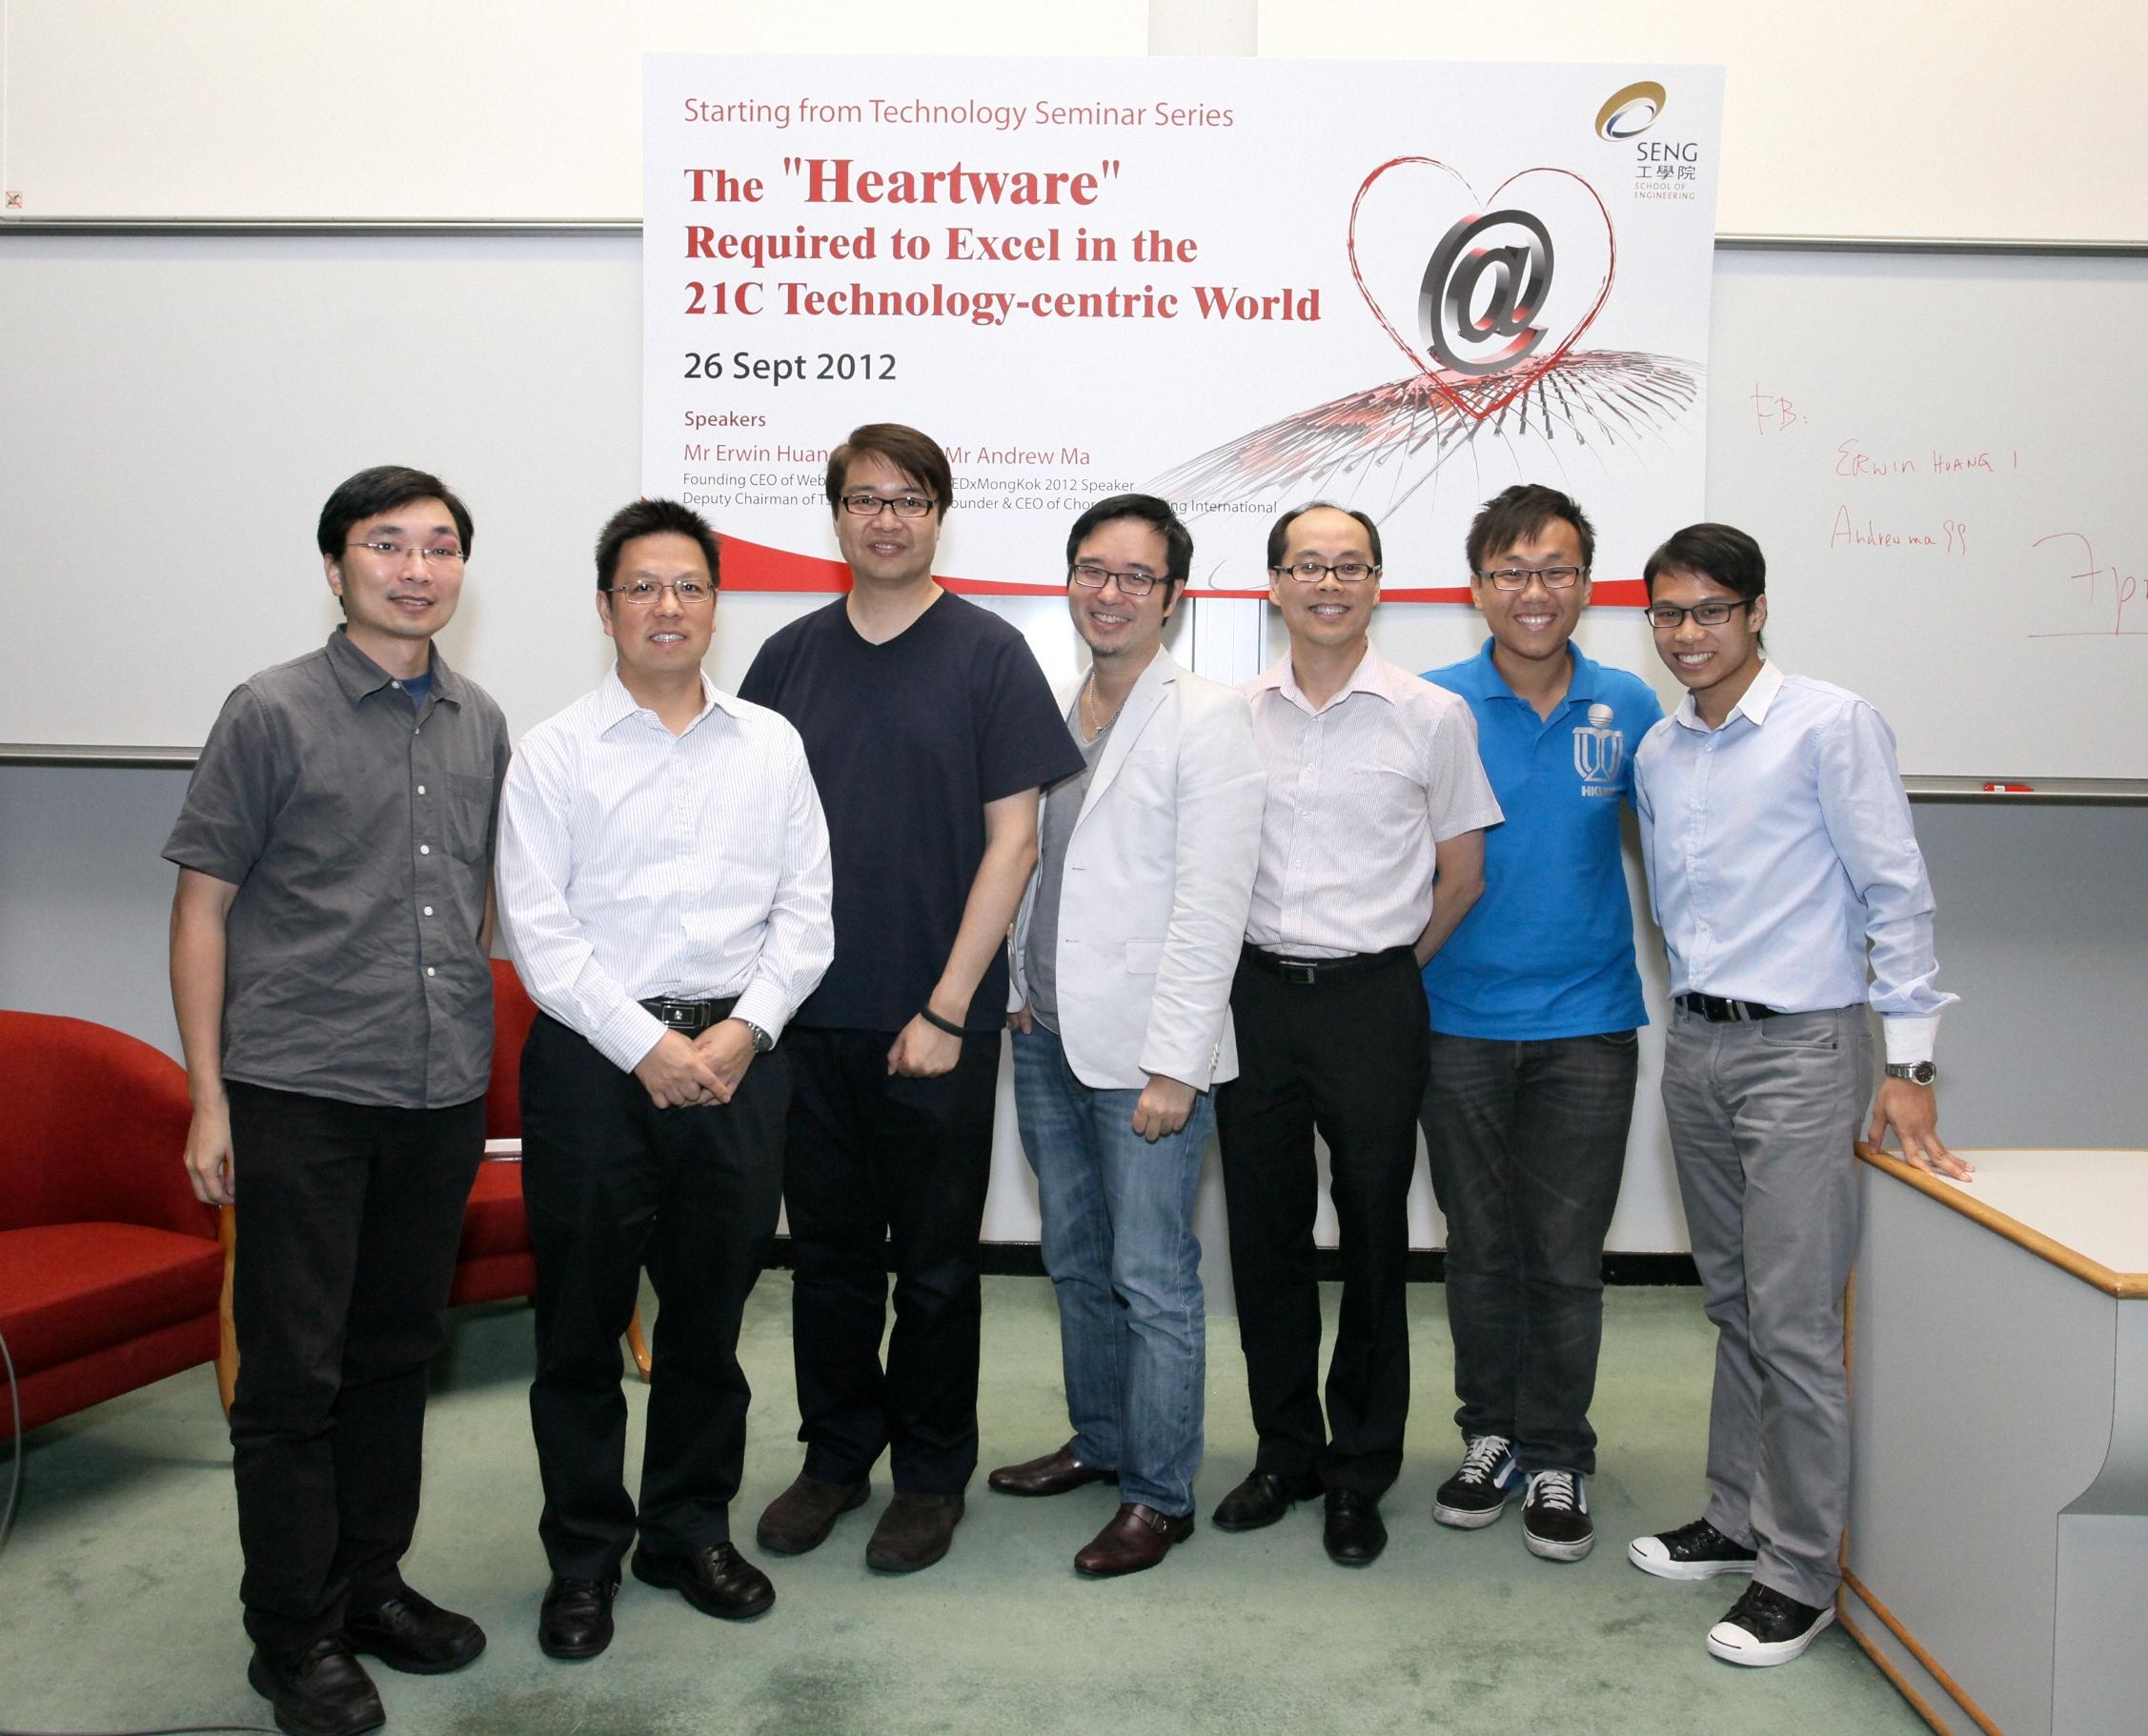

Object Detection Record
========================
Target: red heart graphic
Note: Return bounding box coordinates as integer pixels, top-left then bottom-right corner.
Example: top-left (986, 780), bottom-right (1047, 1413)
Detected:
top-left (1347, 157), bottom-right (1617, 422)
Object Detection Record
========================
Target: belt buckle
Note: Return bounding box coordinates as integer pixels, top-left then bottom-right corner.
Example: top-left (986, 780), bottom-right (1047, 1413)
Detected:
top-left (1280, 961), bottom-right (1318, 987)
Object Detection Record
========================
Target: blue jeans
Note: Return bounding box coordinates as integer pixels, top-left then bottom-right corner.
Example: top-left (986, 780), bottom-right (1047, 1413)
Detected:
top-left (1012, 1024), bottom-right (1208, 1518)
top-left (1418, 1031), bottom-right (1638, 1477)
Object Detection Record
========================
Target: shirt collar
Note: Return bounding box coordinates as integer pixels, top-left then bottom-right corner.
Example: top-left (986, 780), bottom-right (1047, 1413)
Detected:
top-left (1672, 658), bottom-right (1783, 732)
top-left (595, 667), bottom-right (733, 735)
top-left (1465, 636), bottom-right (1605, 708)
top-left (323, 627), bottom-right (464, 709)
top-left (1252, 643), bottom-right (1402, 715)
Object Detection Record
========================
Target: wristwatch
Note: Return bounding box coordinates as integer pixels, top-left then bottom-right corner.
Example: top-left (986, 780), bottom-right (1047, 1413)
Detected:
top-left (741, 1020), bottom-right (775, 1055)
top-left (1884, 1060), bottom-right (1936, 1085)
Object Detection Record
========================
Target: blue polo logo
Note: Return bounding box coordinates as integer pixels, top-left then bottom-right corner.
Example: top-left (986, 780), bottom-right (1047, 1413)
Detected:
top-left (1573, 702), bottom-right (1624, 786)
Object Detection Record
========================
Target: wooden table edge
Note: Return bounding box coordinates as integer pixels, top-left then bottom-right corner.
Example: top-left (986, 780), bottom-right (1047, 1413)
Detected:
top-left (1854, 1142), bottom-right (2148, 1299)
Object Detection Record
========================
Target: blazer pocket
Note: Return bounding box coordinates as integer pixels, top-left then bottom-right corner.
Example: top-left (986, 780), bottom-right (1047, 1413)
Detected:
top-left (1125, 939), bottom-right (1165, 976)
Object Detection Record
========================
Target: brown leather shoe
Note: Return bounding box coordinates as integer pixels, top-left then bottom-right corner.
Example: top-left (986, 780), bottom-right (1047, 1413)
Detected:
top-left (987, 1444), bottom-right (1118, 1498)
top-left (864, 1491), bottom-right (964, 1573)
top-left (1074, 1504), bottom-right (1194, 1578)
top-left (756, 1472), bottom-right (870, 1556)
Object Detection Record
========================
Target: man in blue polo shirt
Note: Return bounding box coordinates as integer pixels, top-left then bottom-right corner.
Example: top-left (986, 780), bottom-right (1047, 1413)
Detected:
top-left (1417, 484), bottom-right (1662, 1563)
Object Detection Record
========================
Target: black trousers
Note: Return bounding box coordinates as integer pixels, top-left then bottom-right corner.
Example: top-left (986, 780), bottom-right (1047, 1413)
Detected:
top-left (224, 1081), bottom-right (484, 1654)
top-left (519, 1012), bottom-right (786, 1579)
top-left (1214, 950), bottom-right (1430, 1498)
top-left (781, 1025), bottom-right (1001, 1495)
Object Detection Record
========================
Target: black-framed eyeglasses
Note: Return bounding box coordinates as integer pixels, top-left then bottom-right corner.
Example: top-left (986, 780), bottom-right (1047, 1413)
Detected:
top-left (345, 540), bottom-right (465, 565)
top-left (1479, 564), bottom-right (1586, 591)
top-left (839, 491), bottom-right (936, 519)
top-left (1069, 561), bottom-right (1165, 598)
top-left (1647, 597), bottom-right (1754, 629)
top-left (602, 578), bottom-right (714, 606)
top-left (1272, 558), bottom-right (1379, 584)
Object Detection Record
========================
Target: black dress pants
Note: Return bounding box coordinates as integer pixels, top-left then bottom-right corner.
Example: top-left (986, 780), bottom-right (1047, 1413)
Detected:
top-left (224, 1081), bottom-right (484, 1654)
top-left (781, 1025), bottom-right (1000, 1495)
top-left (1214, 949), bottom-right (1430, 1498)
top-left (519, 1012), bottom-right (786, 1579)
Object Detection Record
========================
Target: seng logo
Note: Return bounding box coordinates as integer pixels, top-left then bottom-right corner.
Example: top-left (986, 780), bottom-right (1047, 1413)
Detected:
top-left (1595, 81), bottom-right (1669, 141)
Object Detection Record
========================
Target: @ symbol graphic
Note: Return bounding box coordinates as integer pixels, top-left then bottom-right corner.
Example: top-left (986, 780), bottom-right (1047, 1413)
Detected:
top-left (1420, 209), bottom-right (1555, 378)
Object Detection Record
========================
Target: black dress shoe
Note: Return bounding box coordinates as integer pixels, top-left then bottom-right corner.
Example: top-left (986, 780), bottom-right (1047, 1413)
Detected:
top-left (537, 1574), bottom-right (618, 1662)
top-left (988, 1444), bottom-right (1118, 1498)
top-left (631, 1542), bottom-right (776, 1621)
top-left (344, 1587), bottom-right (486, 1674)
top-left (1210, 1469), bottom-right (1323, 1532)
top-left (865, 1491), bottom-right (964, 1572)
top-left (247, 1636), bottom-right (384, 1736)
top-left (756, 1472), bottom-right (871, 1556)
top-left (1323, 1489), bottom-right (1388, 1566)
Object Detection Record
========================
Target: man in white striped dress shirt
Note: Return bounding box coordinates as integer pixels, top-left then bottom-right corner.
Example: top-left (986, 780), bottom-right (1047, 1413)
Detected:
top-left (496, 499), bottom-right (833, 1662)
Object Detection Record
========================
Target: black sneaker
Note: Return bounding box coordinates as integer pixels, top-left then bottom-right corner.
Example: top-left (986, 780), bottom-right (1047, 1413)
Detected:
top-left (1628, 1516), bottom-right (1759, 1581)
top-left (1431, 1435), bottom-right (1518, 1529)
top-left (1520, 1469), bottom-right (1593, 1561)
top-left (1706, 1580), bottom-right (1835, 1665)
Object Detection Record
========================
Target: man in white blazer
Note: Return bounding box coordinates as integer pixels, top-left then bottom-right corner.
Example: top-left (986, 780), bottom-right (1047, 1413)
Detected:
top-left (989, 494), bottom-right (1267, 1577)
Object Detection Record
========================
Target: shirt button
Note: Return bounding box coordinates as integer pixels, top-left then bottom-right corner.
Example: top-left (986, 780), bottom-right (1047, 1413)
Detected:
top-left (422, 905), bottom-right (435, 917)
top-left (419, 844), bottom-right (431, 855)
top-left (417, 783), bottom-right (427, 796)
top-left (426, 966), bottom-right (436, 978)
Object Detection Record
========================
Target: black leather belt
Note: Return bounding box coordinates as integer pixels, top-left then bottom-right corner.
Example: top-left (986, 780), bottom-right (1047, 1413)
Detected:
top-left (639, 996), bottom-right (736, 1034)
top-left (1675, 992), bottom-right (1779, 1023)
top-left (1244, 943), bottom-right (1413, 987)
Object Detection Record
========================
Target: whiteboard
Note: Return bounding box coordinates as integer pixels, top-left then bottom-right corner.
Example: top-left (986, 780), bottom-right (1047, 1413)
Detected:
top-left (2, 230), bottom-right (2144, 779)
top-left (3, 1), bottom-right (2142, 240)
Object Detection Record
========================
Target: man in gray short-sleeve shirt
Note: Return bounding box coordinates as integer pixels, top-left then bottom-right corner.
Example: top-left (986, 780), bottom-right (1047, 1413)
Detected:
top-left (165, 466), bottom-right (509, 1736)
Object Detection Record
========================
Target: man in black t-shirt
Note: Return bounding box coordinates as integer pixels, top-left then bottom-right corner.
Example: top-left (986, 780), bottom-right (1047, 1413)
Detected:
top-left (740, 424), bottom-right (1084, 1573)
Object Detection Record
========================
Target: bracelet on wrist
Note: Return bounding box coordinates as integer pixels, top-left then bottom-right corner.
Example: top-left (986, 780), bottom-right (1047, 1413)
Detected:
top-left (919, 1006), bottom-right (965, 1038)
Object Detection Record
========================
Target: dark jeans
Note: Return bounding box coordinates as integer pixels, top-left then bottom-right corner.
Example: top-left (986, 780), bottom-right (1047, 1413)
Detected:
top-left (1214, 950), bottom-right (1429, 1498)
top-left (519, 1012), bottom-right (787, 1579)
top-left (781, 1025), bottom-right (1002, 1495)
top-left (1418, 1030), bottom-right (1639, 1476)
top-left (224, 1081), bottom-right (483, 1654)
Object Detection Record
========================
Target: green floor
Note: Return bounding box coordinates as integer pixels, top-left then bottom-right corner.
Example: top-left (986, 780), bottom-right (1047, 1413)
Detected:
top-left (2, 1279), bottom-right (1923, 1735)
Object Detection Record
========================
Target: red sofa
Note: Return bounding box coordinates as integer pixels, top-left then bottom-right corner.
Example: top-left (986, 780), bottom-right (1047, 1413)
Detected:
top-left (0, 1011), bottom-right (223, 1438)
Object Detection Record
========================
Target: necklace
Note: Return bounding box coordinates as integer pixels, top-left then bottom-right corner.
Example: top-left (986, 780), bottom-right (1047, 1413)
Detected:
top-left (1080, 672), bottom-right (1127, 741)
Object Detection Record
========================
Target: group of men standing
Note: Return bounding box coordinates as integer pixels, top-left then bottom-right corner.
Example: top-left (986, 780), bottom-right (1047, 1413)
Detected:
top-left (168, 429), bottom-right (1960, 1736)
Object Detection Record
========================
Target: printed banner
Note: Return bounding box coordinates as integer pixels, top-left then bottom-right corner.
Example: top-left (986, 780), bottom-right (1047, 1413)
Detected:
top-left (642, 55), bottom-right (1723, 601)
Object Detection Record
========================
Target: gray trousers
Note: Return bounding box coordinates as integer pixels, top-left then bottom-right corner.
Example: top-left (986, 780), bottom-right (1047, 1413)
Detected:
top-left (1661, 1003), bottom-right (1870, 1608)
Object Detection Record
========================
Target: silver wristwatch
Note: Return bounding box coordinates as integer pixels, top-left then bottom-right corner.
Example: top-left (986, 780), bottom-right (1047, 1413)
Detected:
top-left (1884, 1060), bottom-right (1936, 1085)
top-left (742, 1020), bottom-right (775, 1055)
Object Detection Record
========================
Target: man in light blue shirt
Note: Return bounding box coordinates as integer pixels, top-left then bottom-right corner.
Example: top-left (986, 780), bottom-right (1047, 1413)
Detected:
top-left (1627, 522), bottom-right (1968, 1669)
top-left (1418, 485), bottom-right (1662, 1566)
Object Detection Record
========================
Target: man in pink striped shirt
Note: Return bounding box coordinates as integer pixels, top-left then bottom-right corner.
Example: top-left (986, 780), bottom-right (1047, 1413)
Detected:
top-left (1211, 503), bottom-right (1502, 1567)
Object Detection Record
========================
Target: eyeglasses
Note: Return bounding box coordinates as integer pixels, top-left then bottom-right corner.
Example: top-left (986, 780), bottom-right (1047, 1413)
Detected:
top-left (602, 578), bottom-right (714, 606)
top-left (1646, 597), bottom-right (1755, 630)
top-left (1069, 562), bottom-right (1165, 598)
top-left (346, 540), bottom-right (465, 566)
top-left (839, 491), bottom-right (936, 519)
top-left (1479, 565), bottom-right (1585, 591)
top-left (1273, 559), bottom-right (1379, 584)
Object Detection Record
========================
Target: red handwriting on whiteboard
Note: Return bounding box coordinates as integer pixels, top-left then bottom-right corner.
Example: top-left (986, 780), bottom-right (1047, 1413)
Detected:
top-left (1752, 385), bottom-right (1798, 435)
top-left (2028, 533), bottom-right (2146, 637)
top-left (1830, 508), bottom-right (1967, 554)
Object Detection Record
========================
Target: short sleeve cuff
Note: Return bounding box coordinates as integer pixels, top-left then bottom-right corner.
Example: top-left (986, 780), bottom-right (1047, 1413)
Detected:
top-left (1882, 1014), bottom-right (1938, 1067)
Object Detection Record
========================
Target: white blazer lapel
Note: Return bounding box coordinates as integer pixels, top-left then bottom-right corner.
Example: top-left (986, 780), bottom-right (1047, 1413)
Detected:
top-left (1079, 652), bottom-right (1174, 823)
